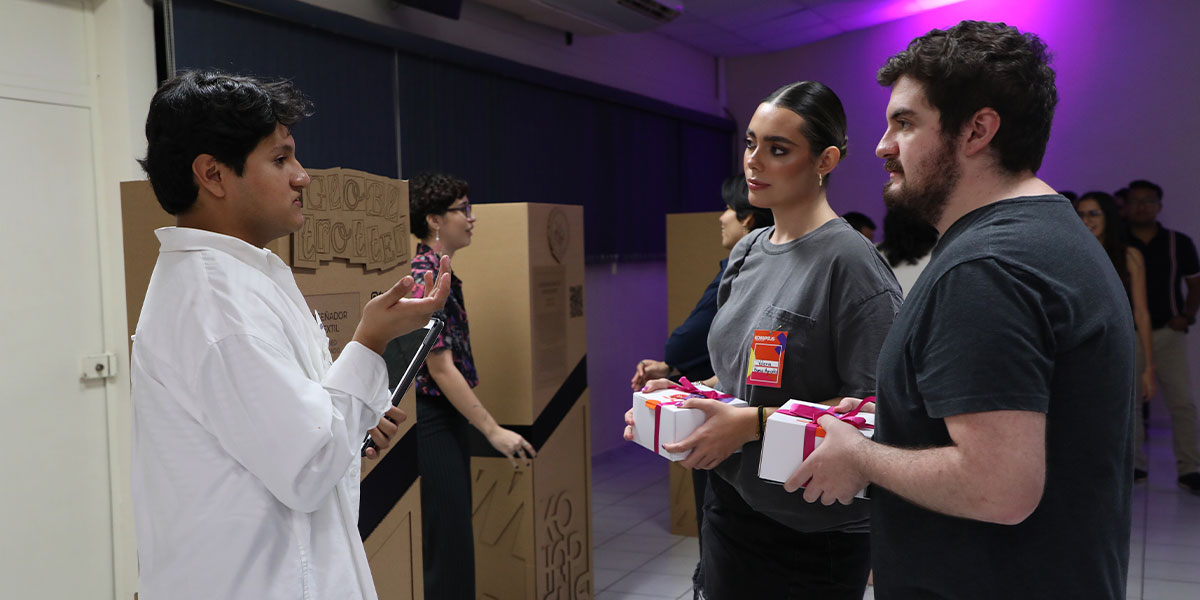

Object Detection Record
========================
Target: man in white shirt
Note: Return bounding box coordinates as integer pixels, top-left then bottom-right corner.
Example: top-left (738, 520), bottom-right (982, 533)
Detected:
top-left (131, 70), bottom-right (451, 600)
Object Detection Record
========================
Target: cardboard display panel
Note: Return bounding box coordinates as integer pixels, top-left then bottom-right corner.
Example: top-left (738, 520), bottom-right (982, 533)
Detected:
top-left (120, 175), bottom-right (423, 599)
top-left (664, 211), bottom-right (728, 537)
top-left (450, 203), bottom-right (593, 599)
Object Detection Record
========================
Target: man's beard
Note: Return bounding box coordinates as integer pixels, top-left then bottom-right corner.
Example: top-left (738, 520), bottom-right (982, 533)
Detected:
top-left (882, 135), bottom-right (960, 227)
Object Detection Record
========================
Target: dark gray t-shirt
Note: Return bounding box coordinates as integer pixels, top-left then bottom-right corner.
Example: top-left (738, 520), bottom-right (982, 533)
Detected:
top-left (872, 196), bottom-right (1134, 599)
top-left (708, 218), bottom-right (902, 533)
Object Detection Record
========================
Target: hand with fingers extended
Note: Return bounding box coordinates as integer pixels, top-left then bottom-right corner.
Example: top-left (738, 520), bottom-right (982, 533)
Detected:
top-left (783, 412), bottom-right (871, 506)
top-left (364, 406), bottom-right (407, 460)
top-left (662, 399), bottom-right (756, 471)
top-left (353, 255), bottom-right (454, 355)
top-left (485, 426), bottom-right (536, 468)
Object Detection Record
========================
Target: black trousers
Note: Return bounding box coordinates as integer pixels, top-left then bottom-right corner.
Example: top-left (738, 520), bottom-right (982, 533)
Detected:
top-left (700, 473), bottom-right (870, 600)
top-left (416, 394), bottom-right (475, 600)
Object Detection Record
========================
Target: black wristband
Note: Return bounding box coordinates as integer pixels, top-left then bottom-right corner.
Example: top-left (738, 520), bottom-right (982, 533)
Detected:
top-left (757, 406), bottom-right (765, 440)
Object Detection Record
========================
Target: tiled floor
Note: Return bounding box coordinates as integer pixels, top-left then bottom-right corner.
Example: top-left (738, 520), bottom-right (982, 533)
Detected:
top-left (592, 403), bottom-right (1200, 600)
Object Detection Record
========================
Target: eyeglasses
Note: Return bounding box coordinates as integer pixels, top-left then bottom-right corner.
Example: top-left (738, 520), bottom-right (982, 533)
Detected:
top-left (445, 203), bottom-right (473, 218)
top-left (1076, 209), bottom-right (1103, 218)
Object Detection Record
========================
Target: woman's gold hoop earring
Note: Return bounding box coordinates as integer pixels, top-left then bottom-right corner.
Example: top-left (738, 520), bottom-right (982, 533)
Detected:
top-left (817, 172), bottom-right (824, 187)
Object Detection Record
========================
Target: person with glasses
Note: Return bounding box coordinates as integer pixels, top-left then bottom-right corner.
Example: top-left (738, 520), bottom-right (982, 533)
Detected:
top-left (406, 171), bottom-right (535, 599)
top-left (1076, 191), bottom-right (1157, 480)
top-left (1124, 179), bottom-right (1200, 494)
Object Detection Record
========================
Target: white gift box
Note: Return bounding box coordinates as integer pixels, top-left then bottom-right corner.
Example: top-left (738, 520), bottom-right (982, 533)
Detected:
top-left (631, 383), bottom-right (747, 461)
top-left (758, 399), bottom-right (875, 498)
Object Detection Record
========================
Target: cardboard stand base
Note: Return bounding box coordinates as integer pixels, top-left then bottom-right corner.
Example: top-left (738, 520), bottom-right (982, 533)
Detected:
top-left (451, 203), bottom-right (593, 599)
top-left (665, 211), bottom-right (728, 538)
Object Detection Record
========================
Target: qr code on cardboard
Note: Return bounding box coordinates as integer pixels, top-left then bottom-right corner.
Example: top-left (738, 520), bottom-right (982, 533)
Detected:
top-left (569, 285), bottom-right (584, 318)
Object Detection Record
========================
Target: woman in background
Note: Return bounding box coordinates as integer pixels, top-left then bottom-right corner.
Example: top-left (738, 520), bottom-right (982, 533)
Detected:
top-left (630, 174), bottom-right (774, 388)
top-left (1076, 190), bottom-right (1156, 480)
top-left (407, 172), bottom-right (535, 600)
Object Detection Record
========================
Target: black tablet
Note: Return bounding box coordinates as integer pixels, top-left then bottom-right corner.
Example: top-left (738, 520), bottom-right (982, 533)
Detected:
top-left (361, 317), bottom-right (445, 455)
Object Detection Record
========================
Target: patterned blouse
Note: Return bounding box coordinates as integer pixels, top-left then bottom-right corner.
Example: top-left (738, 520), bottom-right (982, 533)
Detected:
top-left (410, 242), bottom-right (478, 396)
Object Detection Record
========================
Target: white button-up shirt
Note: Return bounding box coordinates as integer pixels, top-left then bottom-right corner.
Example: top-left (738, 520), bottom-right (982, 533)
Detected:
top-left (131, 227), bottom-right (389, 600)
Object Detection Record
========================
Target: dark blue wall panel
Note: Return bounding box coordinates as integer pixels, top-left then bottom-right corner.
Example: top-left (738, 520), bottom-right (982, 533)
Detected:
top-left (170, 0), bottom-right (398, 177)
top-left (167, 0), bottom-right (734, 259)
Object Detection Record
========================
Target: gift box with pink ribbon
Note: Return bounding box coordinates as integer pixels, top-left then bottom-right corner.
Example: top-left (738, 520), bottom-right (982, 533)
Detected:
top-left (631, 378), bottom-right (747, 461)
top-left (757, 398), bottom-right (875, 498)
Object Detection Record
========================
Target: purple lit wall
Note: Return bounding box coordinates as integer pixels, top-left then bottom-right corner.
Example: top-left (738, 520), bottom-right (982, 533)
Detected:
top-left (724, 0), bottom-right (1200, 414)
top-left (725, 0), bottom-right (1200, 238)
top-left (587, 262), bottom-right (670, 456)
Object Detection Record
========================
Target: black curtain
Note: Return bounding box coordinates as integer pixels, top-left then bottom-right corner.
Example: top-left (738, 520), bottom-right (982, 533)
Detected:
top-left (170, 0), bottom-right (398, 176)
top-left (167, 0), bottom-right (734, 260)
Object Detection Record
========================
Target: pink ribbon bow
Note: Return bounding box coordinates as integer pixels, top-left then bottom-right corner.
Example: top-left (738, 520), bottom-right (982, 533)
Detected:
top-left (669, 377), bottom-right (734, 401)
top-left (775, 397), bottom-right (876, 459)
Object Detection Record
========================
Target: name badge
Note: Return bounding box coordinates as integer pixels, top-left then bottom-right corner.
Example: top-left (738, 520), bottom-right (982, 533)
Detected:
top-left (746, 329), bottom-right (787, 388)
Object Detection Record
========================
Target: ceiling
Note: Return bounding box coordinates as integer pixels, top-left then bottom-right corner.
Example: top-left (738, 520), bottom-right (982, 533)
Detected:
top-left (474, 0), bottom-right (971, 57)
top-left (654, 0), bottom-right (969, 56)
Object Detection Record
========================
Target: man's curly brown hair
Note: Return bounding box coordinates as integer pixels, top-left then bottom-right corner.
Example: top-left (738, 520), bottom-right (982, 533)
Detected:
top-left (409, 172), bottom-right (470, 239)
top-left (877, 20), bottom-right (1058, 174)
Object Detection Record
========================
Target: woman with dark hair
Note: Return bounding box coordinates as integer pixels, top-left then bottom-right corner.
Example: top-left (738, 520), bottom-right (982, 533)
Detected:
top-left (625, 81), bottom-right (901, 598)
top-left (878, 206), bottom-right (940, 297)
top-left (406, 172), bottom-right (535, 600)
top-left (1076, 191), bottom-right (1156, 477)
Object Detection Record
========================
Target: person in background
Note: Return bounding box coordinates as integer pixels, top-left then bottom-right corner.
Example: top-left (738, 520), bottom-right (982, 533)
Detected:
top-left (876, 206), bottom-right (939, 297)
top-left (798, 21), bottom-right (1134, 599)
top-left (843, 210), bottom-right (877, 242)
top-left (1125, 179), bottom-right (1200, 493)
top-left (1075, 191), bottom-right (1157, 482)
top-left (1114, 187), bottom-right (1130, 218)
top-left (1059, 190), bottom-right (1078, 203)
top-left (407, 171), bottom-right (536, 600)
top-left (631, 174), bottom-right (773, 388)
top-left (131, 70), bottom-right (451, 600)
top-left (629, 172), bottom-right (773, 592)
top-left (627, 80), bottom-right (901, 599)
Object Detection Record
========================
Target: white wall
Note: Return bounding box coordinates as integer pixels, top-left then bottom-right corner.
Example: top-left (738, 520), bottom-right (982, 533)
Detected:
top-left (298, 0), bottom-right (723, 117)
top-left (0, 0), bottom-right (156, 597)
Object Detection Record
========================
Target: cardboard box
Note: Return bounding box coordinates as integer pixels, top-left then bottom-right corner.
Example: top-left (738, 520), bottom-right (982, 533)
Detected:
top-left (631, 384), bottom-right (747, 461)
top-left (665, 211), bottom-right (728, 536)
top-left (449, 203), bottom-right (593, 599)
top-left (758, 399), bottom-right (875, 498)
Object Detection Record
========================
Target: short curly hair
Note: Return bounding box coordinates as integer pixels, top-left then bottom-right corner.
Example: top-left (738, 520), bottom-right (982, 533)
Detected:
top-left (139, 70), bottom-right (314, 215)
top-left (409, 172), bottom-right (470, 239)
top-left (877, 20), bottom-right (1058, 174)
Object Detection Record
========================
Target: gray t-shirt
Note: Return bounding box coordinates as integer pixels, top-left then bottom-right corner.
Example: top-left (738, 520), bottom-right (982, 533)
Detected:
top-left (708, 218), bottom-right (902, 533)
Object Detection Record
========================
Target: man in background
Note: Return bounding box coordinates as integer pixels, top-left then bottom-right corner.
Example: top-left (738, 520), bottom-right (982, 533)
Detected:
top-left (1126, 178), bottom-right (1200, 492)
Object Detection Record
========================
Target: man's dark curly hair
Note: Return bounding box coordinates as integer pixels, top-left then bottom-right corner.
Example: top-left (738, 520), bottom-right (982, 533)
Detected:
top-left (409, 172), bottom-right (470, 239)
top-left (139, 70), bottom-right (314, 215)
top-left (877, 20), bottom-right (1058, 174)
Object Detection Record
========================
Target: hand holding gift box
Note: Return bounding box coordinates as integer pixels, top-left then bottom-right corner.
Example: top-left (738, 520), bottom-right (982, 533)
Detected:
top-left (759, 398), bottom-right (875, 499)
top-left (629, 378), bottom-right (747, 461)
